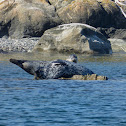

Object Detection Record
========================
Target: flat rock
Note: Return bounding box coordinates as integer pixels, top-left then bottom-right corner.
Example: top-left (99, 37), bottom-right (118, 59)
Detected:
top-left (60, 74), bottom-right (108, 80)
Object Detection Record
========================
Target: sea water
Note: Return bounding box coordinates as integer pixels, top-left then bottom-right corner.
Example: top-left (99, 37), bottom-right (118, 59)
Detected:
top-left (0, 53), bottom-right (126, 126)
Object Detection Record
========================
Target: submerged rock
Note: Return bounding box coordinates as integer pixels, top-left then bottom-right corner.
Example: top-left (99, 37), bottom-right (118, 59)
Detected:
top-left (33, 23), bottom-right (112, 54)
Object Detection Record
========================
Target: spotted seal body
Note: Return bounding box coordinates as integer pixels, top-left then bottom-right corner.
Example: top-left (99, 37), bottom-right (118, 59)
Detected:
top-left (9, 54), bottom-right (78, 76)
top-left (10, 54), bottom-right (94, 79)
top-left (35, 59), bottom-right (94, 79)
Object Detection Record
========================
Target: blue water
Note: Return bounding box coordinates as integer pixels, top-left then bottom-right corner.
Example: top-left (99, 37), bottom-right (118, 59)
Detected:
top-left (0, 55), bottom-right (126, 126)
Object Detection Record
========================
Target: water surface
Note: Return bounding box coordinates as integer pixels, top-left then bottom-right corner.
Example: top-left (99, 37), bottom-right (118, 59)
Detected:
top-left (0, 52), bottom-right (126, 126)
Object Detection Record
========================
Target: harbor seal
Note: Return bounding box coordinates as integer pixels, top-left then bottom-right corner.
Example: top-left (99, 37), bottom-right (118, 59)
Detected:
top-left (9, 54), bottom-right (80, 78)
top-left (34, 59), bottom-right (94, 79)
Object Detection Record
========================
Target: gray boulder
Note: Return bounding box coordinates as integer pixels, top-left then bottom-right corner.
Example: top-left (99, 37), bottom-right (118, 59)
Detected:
top-left (109, 39), bottom-right (126, 52)
top-left (33, 23), bottom-right (112, 54)
top-left (97, 27), bottom-right (126, 53)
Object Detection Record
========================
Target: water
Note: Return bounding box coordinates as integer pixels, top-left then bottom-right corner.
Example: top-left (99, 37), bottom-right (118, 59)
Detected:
top-left (0, 53), bottom-right (126, 126)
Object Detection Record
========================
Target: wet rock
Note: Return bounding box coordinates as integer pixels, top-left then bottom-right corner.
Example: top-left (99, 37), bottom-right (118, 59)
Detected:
top-left (60, 74), bottom-right (108, 80)
top-left (33, 23), bottom-right (112, 54)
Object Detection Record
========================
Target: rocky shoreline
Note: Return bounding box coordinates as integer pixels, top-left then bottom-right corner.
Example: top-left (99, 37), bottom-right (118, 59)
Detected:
top-left (0, 22), bottom-right (126, 54)
top-left (0, 35), bottom-right (126, 54)
top-left (0, 0), bottom-right (125, 54)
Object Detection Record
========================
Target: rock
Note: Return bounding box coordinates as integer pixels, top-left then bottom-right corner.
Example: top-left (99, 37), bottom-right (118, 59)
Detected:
top-left (109, 38), bottom-right (126, 52)
top-left (0, 0), bottom-right (61, 38)
top-left (96, 75), bottom-right (108, 80)
top-left (56, 0), bottom-right (126, 28)
top-left (97, 27), bottom-right (126, 39)
top-left (97, 27), bottom-right (126, 53)
top-left (60, 74), bottom-right (108, 80)
top-left (121, 5), bottom-right (126, 15)
top-left (33, 23), bottom-right (112, 54)
top-left (0, 0), bottom-right (125, 39)
top-left (111, 29), bottom-right (126, 39)
top-left (48, 0), bottom-right (71, 10)
top-left (116, 0), bottom-right (126, 17)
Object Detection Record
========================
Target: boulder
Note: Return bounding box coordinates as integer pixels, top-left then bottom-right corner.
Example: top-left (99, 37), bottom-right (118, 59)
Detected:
top-left (0, 0), bottom-right (125, 39)
top-left (48, 0), bottom-right (71, 10)
top-left (97, 27), bottom-right (126, 53)
top-left (0, 0), bottom-right (61, 38)
top-left (97, 27), bottom-right (126, 39)
top-left (56, 0), bottom-right (126, 28)
top-left (121, 5), bottom-right (126, 16)
top-left (33, 23), bottom-right (112, 54)
top-left (109, 38), bottom-right (126, 52)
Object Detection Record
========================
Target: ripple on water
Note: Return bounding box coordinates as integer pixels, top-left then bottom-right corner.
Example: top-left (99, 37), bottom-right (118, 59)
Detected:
top-left (0, 54), bottom-right (126, 125)
top-left (0, 79), bottom-right (126, 125)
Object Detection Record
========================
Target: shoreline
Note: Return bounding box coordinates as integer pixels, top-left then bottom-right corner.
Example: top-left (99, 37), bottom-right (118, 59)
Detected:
top-left (0, 50), bottom-right (126, 62)
top-left (0, 37), bottom-right (126, 54)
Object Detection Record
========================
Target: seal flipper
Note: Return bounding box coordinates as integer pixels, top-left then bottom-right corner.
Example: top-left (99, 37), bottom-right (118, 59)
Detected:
top-left (10, 59), bottom-right (27, 68)
top-left (34, 72), bottom-right (40, 80)
top-left (10, 59), bottom-right (35, 75)
top-left (34, 67), bottom-right (45, 80)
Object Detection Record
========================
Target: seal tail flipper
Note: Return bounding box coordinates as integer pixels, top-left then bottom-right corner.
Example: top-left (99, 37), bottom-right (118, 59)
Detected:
top-left (10, 59), bottom-right (35, 75)
top-left (9, 59), bottom-right (26, 68)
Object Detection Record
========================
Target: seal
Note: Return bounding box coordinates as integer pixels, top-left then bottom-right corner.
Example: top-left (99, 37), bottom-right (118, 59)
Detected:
top-left (10, 54), bottom-right (94, 79)
top-left (9, 54), bottom-right (79, 77)
top-left (34, 59), bottom-right (94, 79)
